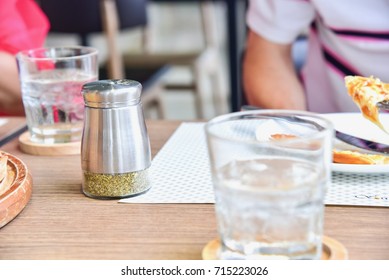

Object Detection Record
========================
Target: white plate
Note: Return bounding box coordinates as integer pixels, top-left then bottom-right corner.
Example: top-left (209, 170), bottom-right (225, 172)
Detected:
top-left (322, 113), bottom-right (389, 174)
top-left (331, 162), bottom-right (389, 174)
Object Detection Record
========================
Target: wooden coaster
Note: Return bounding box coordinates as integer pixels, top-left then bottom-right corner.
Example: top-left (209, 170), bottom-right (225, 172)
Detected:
top-left (202, 236), bottom-right (348, 260)
top-left (0, 151), bottom-right (32, 228)
top-left (18, 131), bottom-right (80, 156)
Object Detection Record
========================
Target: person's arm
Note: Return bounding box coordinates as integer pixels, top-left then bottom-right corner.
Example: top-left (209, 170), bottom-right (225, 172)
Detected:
top-left (243, 30), bottom-right (307, 110)
top-left (0, 51), bottom-right (25, 115)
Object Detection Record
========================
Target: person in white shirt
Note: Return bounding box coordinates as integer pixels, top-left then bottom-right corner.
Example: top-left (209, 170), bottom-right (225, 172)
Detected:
top-left (243, 0), bottom-right (389, 113)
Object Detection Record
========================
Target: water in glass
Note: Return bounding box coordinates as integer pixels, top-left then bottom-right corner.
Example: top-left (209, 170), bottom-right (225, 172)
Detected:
top-left (21, 69), bottom-right (97, 143)
top-left (214, 156), bottom-right (325, 260)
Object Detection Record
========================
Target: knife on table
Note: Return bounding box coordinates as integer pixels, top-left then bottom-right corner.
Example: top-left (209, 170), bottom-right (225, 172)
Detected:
top-left (0, 119), bottom-right (28, 147)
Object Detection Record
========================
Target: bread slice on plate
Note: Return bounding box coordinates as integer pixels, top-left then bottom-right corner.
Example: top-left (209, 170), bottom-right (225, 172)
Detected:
top-left (333, 149), bottom-right (389, 165)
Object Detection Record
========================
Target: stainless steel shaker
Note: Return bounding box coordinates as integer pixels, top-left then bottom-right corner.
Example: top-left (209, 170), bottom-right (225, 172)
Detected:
top-left (81, 79), bottom-right (151, 199)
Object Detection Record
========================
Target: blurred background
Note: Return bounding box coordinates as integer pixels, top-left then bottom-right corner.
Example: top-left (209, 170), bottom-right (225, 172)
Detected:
top-left (40, 0), bottom-right (233, 120)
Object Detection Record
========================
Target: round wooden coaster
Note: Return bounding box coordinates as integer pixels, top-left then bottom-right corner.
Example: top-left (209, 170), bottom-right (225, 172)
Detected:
top-left (18, 131), bottom-right (81, 156)
top-left (0, 151), bottom-right (32, 228)
top-left (202, 236), bottom-right (348, 260)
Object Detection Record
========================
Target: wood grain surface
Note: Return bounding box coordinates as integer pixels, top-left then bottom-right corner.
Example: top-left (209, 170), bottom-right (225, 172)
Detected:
top-left (0, 118), bottom-right (388, 260)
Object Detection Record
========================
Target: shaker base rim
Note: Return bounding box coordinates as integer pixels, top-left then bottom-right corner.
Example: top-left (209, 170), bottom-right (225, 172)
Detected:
top-left (82, 186), bottom-right (151, 200)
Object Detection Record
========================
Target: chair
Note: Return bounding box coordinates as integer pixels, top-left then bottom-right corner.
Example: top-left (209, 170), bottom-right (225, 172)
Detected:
top-left (39, 0), bottom-right (149, 78)
top-left (122, 2), bottom-right (229, 118)
top-left (40, 1), bottom-right (229, 119)
top-left (38, 0), bottom-right (167, 118)
top-left (119, 1), bottom-right (229, 118)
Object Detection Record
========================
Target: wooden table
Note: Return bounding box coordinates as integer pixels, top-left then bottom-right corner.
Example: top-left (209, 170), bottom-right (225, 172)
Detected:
top-left (1, 118), bottom-right (389, 260)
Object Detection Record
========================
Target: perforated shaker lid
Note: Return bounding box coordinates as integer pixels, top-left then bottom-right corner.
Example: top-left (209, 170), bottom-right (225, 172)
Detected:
top-left (82, 79), bottom-right (142, 108)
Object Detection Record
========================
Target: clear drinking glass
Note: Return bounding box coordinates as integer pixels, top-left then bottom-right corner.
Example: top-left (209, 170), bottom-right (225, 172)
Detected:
top-left (205, 110), bottom-right (334, 260)
top-left (16, 46), bottom-right (98, 144)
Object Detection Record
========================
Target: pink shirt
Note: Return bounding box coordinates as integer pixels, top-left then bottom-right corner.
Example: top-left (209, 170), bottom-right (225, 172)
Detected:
top-left (0, 0), bottom-right (49, 55)
top-left (247, 0), bottom-right (389, 113)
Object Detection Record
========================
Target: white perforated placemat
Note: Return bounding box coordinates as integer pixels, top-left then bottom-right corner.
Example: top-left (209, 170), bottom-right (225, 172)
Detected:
top-left (326, 173), bottom-right (389, 206)
top-left (119, 122), bottom-right (389, 207)
top-left (120, 123), bottom-right (213, 203)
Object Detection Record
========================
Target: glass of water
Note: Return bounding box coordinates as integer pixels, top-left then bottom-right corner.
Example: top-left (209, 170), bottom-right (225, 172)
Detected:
top-left (16, 46), bottom-right (98, 144)
top-left (205, 110), bottom-right (333, 260)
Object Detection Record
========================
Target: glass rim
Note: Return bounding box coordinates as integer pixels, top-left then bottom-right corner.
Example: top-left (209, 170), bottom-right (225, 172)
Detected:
top-left (16, 46), bottom-right (98, 61)
top-left (205, 109), bottom-right (334, 143)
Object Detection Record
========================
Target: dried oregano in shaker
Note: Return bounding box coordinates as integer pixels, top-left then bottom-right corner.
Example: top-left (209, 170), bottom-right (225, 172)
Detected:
top-left (81, 80), bottom-right (151, 199)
